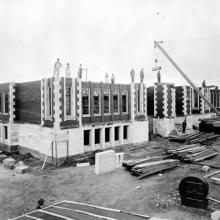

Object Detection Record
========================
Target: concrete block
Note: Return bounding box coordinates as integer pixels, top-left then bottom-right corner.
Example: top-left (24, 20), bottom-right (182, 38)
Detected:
top-left (202, 165), bottom-right (210, 172)
top-left (115, 152), bottom-right (125, 168)
top-left (153, 118), bottom-right (175, 137)
top-left (95, 150), bottom-right (116, 175)
top-left (0, 154), bottom-right (8, 163)
top-left (211, 210), bottom-right (220, 220)
top-left (15, 165), bottom-right (30, 174)
top-left (3, 158), bottom-right (16, 169)
top-left (76, 162), bottom-right (90, 167)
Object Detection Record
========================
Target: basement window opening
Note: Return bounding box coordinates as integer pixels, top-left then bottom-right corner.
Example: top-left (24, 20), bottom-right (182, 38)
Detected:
top-left (84, 130), bottom-right (90, 146)
top-left (95, 129), bottom-right (101, 144)
top-left (114, 126), bottom-right (119, 141)
top-left (123, 125), bottom-right (128, 140)
top-left (4, 126), bottom-right (8, 140)
top-left (105, 127), bottom-right (110, 142)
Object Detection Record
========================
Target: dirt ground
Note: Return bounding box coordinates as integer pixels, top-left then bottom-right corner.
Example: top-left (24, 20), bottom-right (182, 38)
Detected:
top-left (1, 138), bottom-right (220, 220)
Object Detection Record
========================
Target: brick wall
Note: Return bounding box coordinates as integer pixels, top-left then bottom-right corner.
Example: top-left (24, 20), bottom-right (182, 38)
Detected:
top-left (14, 80), bottom-right (41, 124)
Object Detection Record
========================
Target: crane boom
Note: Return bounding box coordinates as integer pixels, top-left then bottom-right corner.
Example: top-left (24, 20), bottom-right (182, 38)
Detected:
top-left (154, 41), bottom-right (220, 117)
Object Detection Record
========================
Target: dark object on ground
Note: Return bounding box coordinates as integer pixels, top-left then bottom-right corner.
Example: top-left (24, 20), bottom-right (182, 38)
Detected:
top-left (199, 117), bottom-right (220, 134)
top-left (36, 198), bottom-right (44, 210)
top-left (179, 176), bottom-right (209, 209)
top-left (182, 120), bottom-right (186, 134)
top-left (13, 200), bottom-right (151, 220)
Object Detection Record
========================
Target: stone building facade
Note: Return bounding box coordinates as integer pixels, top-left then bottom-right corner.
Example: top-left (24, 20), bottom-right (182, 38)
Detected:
top-left (0, 76), bottom-right (149, 163)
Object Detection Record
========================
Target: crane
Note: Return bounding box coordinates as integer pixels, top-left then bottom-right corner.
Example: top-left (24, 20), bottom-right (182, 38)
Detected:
top-left (154, 41), bottom-right (220, 117)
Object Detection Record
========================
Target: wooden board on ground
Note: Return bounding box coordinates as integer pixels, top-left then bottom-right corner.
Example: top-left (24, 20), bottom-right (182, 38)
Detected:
top-left (11, 200), bottom-right (151, 220)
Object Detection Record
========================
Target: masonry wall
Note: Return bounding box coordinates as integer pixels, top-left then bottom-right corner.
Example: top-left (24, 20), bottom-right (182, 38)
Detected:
top-left (154, 83), bottom-right (175, 118)
top-left (18, 123), bottom-right (53, 159)
top-left (81, 82), bottom-right (131, 124)
top-left (0, 83), bottom-right (10, 122)
top-left (130, 121), bottom-right (149, 144)
top-left (15, 81), bottom-right (41, 124)
top-left (210, 88), bottom-right (220, 110)
top-left (59, 77), bottom-right (79, 129)
top-left (175, 86), bottom-right (192, 116)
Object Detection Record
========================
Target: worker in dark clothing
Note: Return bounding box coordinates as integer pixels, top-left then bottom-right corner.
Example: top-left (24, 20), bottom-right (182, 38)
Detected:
top-left (182, 117), bottom-right (187, 134)
top-left (36, 199), bottom-right (44, 209)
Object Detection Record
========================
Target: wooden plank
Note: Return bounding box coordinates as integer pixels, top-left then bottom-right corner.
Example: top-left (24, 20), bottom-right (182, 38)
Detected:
top-left (132, 159), bottom-right (178, 169)
top-left (204, 170), bottom-right (220, 178)
top-left (194, 152), bottom-right (218, 162)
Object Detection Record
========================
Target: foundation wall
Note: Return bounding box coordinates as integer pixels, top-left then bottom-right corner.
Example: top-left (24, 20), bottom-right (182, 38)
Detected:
top-left (153, 118), bottom-right (175, 137)
top-left (130, 120), bottom-right (149, 144)
top-left (18, 123), bottom-right (53, 158)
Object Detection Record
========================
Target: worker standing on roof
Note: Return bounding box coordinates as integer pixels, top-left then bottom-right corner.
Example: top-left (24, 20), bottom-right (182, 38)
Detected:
top-left (182, 117), bottom-right (187, 134)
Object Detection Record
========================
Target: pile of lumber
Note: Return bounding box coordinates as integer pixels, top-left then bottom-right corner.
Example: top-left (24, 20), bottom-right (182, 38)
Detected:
top-left (166, 144), bottom-right (218, 162)
top-left (169, 131), bottom-right (220, 145)
top-left (199, 117), bottom-right (220, 134)
top-left (123, 157), bottom-right (179, 179)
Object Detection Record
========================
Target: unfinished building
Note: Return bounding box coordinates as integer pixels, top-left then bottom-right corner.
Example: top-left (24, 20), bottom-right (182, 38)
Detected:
top-left (0, 74), bottom-right (148, 163)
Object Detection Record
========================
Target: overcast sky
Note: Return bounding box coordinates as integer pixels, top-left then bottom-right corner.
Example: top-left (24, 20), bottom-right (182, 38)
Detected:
top-left (1, 0), bottom-right (220, 86)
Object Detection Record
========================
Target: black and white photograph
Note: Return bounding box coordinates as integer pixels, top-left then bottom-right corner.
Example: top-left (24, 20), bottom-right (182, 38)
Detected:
top-left (0, 0), bottom-right (220, 219)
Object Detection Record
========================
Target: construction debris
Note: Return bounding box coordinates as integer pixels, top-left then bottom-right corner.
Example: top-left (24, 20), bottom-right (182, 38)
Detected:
top-left (15, 165), bottom-right (30, 174)
top-left (211, 210), bottom-right (220, 220)
top-left (123, 158), bottom-right (179, 179)
top-left (3, 158), bottom-right (16, 169)
top-left (202, 165), bottom-right (210, 172)
top-left (166, 144), bottom-right (218, 162)
top-left (0, 154), bottom-right (7, 162)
